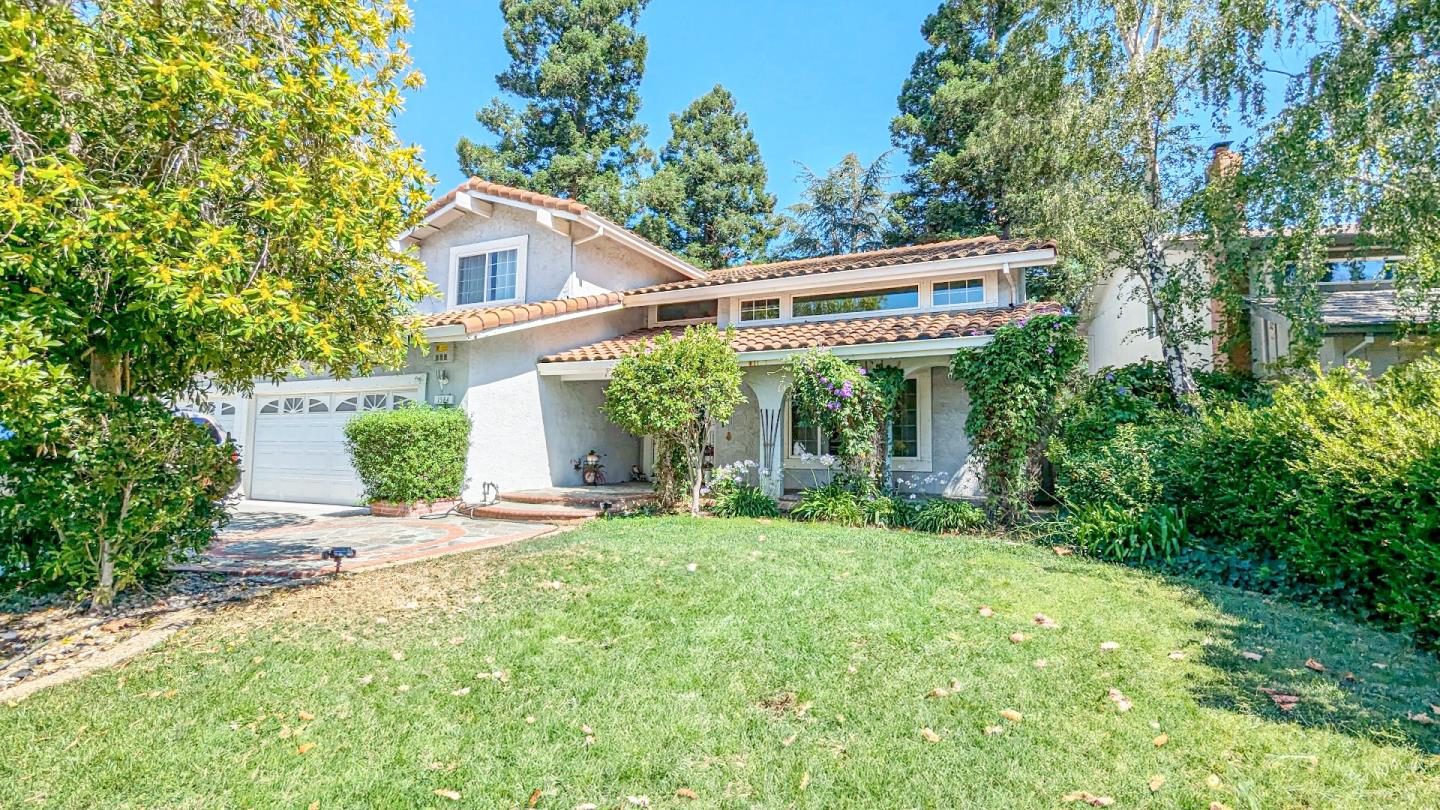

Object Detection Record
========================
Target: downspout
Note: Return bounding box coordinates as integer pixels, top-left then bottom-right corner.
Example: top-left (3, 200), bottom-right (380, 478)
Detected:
top-left (1342, 334), bottom-right (1376, 362)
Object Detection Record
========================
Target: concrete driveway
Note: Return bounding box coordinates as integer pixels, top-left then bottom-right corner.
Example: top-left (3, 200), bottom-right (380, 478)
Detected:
top-left (173, 500), bottom-right (553, 578)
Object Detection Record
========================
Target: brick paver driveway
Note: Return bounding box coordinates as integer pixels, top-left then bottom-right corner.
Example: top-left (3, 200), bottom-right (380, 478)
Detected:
top-left (173, 501), bottom-right (552, 578)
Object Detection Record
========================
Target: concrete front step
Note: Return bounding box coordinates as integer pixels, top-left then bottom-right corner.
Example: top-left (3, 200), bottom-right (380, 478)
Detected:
top-left (501, 485), bottom-right (654, 508)
top-left (460, 499), bottom-right (602, 523)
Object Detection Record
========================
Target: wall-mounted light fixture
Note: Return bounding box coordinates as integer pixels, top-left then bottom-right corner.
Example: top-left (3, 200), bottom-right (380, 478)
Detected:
top-left (438, 369), bottom-right (450, 387)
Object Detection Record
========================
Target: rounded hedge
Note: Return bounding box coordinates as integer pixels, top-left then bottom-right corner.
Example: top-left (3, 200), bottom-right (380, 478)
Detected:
top-left (343, 404), bottom-right (470, 504)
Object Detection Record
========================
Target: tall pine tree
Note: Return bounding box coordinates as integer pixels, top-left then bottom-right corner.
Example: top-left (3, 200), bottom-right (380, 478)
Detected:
top-left (456, 0), bottom-right (650, 219)
top-left (634, 85), bottom-right (779, 269)
top-left (777, 153), bottom-right (895, 259)
top-left (890, 0), bottom-right (1059, 241)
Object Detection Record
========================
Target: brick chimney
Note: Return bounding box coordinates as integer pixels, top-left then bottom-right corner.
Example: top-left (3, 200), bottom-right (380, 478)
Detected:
top-left (1206, 142), bottom-right (1252, 373)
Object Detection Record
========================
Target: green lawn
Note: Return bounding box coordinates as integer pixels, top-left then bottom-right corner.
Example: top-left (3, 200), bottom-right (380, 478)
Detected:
top-left (3, 517), bottom-right (1438, 809)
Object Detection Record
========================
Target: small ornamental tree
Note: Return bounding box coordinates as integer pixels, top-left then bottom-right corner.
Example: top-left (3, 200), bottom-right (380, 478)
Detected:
top-left (949, 314), bottom-right (1086, 524)
top-left (783, 351), bottom-right (906, 491)
top-left (602, 326), bottom-right (743, 515)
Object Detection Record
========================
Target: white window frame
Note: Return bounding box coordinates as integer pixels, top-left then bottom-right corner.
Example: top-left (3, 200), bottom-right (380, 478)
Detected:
top-left (723, 272), bottom-right (996, 327)
top-left (783, 370), bottom-right (932, 472)
top-left (447, 235), bottom-right (528, 309)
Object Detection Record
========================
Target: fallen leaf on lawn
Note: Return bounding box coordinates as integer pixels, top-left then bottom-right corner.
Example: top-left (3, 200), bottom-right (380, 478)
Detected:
top-left (1210, 803), bottom-right (1233, 810)
top-left (782, 733), bottom-right (798, 746)
top-left (1153, 733), bottom-right (1169, 747)
top-left (920, 727), bottom-right (942, 742)
top-left (1407, 712), bottom-right (1435, 725)
top-left (1052, 546), bottom-right (1073, 556)
top-left (526, 788), bottom-right (541, 807)
top-left (1061, 790), bottom-right (1115, 806)
top-left (575, 804), bottom-right (599, 810)
top-left (927, 687), bottom-right (949, 698)
top-left (1431, 704), bottom-right (1440, 715)
top-left (1099, 641), bottom-right (1119, 652)
top-left (358, 674), bottom-right (374, 685)
top-left (1032, 659), bottom-right (1048, 669)
top-left (1168, 651), bottom-right (1186, 660)
top-left (1241, 651), bottom-right (1263, 661)
top-left (799, 772), bottom-right (811, 790)
top-left (448, 636), bottom-right (464, 646)
top-left (999, 709), bottom-right (1023, 723)
top-left (1258, 687), bottom-right (1300, 711)
top-left (309, 802), bottom-right (319, 810)
top-left (298, 711), bottom-right (315, 722)
top-left (686, 563), bottom-right (698, 572)
top-left (397, 684), bottom-right (411, 693)
top-left (451, 687), bottom-right (471, 696)
top-left (1148, 775), bottom-right (1165, 792)
top-left (978, 605), bottom-right (995, 618)
top-left (279, 725), bottom-right (293, 739)
top-left (627, 796), bottom-right (650, 808)
top-left (525, 715), bottom-right (536, 724)
top-left (1304, 658), bottom-right (1326, 673)
top-left (296, 742), bottom-right (315, 754)
top-left (1106, 688), bottom-right (1133, 712)
top-left (1206, 773), bottom-right (1223, 789)
top-left (1372, 662), bottom-right (1388, 669)
top-left (390, 651), bottom-right (405, 661)
top-left (984, 725), bottom-right (1004, 735)
top-left (676, 787), bottom-right (699, 800)
top-left (1034, 613), bottom-right (1059, 629)
top-left (1010, 632), bottom-right (1026, 644)
top-left (433, 789), bottom-right (461, 801)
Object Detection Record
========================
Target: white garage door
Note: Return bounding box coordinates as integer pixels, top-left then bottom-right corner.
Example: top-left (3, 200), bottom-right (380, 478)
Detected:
top-left (249, 389), bottom-right (417, 505)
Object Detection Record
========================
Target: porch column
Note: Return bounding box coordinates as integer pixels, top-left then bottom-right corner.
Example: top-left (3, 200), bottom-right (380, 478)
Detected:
top-left (747, 368), bottom-right (787, 498)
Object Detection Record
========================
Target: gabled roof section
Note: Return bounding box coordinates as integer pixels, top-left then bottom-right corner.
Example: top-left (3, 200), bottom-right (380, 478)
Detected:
top-left (417, 292), bottom-right (624, 336)
top-left (540, 301), bottom-right (1065, 363)
top-left (624, 236), bottom-right (1056, 298)
top-left (1253, 286), bottom-right (1438, 331)
top-left (401, 178), bottom-right (706, 281)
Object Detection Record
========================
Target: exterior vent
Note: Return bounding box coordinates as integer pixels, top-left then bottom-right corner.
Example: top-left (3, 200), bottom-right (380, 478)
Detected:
top-left (432, 342), bottom-right (453, 363)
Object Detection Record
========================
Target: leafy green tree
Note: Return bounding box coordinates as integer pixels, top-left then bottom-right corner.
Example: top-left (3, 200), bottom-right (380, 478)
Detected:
top-left (456, 0), bottom-right (651, 220)
top-left (988, 0), bottom-right (1272, 402)
top-left (634, 85), bottom-right (779, 269)
top-left (890, 0), bottom-right (1061, 241)
top-left (1211, 0), bottom-right (1440, 364)
top-left (777, 152), bottom-right (895, 258)
top-left (602, 326), bottom-right (743, 516)
top-left (0, 0), bottom-right (431, 604)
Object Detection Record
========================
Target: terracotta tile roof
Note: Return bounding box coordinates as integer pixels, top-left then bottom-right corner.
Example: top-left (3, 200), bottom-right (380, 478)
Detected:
top-left (625, 236), bottom-right (1055, 296)
top-left (540, 301), bottom-right (1065, 363)
top-left (424, 178), bottom-right (590, 218)
top-left (417, 292), bottom-right (624, 334)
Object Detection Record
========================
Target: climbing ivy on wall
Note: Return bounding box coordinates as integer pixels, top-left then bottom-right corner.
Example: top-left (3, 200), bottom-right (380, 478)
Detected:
top-left (949, 314), bottom-right (1086, 524)
top-left (784, 350), bottom-right (906, 491)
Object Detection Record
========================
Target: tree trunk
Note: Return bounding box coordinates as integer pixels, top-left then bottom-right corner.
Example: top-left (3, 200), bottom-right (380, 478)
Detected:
top-left (93, 536), bottom-right (115, 612)
top-left (1144, 231), bottom-right (1200, 405)
top-left (89, 347), bottom-right (126, 395)
top-left (87, 352), bottom-right (126, 613)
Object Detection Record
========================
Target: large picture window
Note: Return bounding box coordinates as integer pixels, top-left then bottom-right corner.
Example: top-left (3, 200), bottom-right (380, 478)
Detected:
top-left (792, 286), bottom-right (919, 318)
top-left (889, 378), bottom-right (919, 458)
top-left (449, 236), bottom-right (526, 307)
top-left (786, 375), bottom-right (926, 465)
top-left (655, 299), bottom-right (718, 324)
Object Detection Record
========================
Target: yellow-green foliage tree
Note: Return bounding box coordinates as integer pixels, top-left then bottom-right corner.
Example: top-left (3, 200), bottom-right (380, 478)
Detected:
top-left (0, 0), bottom-right (433, 605)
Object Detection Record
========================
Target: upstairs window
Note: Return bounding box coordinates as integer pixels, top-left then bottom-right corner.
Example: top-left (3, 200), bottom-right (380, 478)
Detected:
top-left (655, 299), bottom-right (718, 324)
top-left (740, 298), bottom-right (781, 322)
top-left (793, 286), bottom-right (919, 318)
top-left (450, 236), bottom-right (526, 307)
top-left (933, 278), bottom-right (984, 307)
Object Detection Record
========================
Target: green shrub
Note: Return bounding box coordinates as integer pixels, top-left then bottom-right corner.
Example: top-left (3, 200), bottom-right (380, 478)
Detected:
top-left (0, 395), bottom-right (236, 605)
top-left (1051, 423), bottom-right (1168, 515)
top-left (862, 494), bottom-right (917, 529)
top-left (711, 483), bottom-right (780, 518)
top-left (344, 405), bottom-right (470, 504)
top-left (790, 482), bottom-right (866, 526)
top-left (910, 498), bottom-right (988, 534)
top-left (1065, 503), bottom-right (1188, 565)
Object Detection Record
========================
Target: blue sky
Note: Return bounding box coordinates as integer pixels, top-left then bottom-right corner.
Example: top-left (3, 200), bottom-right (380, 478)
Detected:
top-left (397, 1), bottom-right (1307, 211)
top-left (398, 0), bottom-right (941, 211)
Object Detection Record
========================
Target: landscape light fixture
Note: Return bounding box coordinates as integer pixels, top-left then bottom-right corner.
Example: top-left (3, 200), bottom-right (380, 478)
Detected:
top-left (321, 546), bottom-right (357, 574)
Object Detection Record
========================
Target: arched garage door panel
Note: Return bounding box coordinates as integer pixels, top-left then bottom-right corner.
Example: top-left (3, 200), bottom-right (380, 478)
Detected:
top-left (249, 390), bottom-right (416, 505)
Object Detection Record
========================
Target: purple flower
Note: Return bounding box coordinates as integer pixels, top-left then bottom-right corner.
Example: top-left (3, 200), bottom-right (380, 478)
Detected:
top-left (1105, 373), bottom-right (1115, 382)
top-left (1046, 346), bottom-right (1054, 354)
top-left (1116, 386), bottom-right (1130, 396)
top-left (858, 368), bottom-right (867, 375)
top-left (1017, 319), bottom-right (1028, 327)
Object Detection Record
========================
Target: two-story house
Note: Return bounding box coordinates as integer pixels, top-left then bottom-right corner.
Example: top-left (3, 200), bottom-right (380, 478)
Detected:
top-left (200, 179), bottom-right (1059, 506)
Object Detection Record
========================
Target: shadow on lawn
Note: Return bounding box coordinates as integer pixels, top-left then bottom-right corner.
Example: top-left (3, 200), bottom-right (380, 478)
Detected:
top-left (1182, 581), bottom-right (1440, 754)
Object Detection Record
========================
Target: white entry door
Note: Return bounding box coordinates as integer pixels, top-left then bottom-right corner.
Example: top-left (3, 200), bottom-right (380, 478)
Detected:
top-left (248, 387), bottom-right (419, 505)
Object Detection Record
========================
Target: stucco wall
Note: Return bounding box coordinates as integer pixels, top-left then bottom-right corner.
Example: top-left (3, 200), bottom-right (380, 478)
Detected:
top-left (458, 308), bottom-right (649, 499)
top-left (1085, 255), bottom-right (1215, 373)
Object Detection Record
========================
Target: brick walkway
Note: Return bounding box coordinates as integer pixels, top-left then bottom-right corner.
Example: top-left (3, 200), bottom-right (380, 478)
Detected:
top-left (173, 502), bottom-right (552, 578)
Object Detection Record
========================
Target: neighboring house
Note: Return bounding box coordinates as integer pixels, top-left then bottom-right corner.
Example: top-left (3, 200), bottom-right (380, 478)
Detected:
top-left (196, 179), bottom-right (1059, 506)
top-left (1086, 143), bottom-right (1437, 377)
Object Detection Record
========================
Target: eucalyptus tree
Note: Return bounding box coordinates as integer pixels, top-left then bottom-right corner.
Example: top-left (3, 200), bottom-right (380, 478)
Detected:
top-left (777, 153), bottom-right (895, 259)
